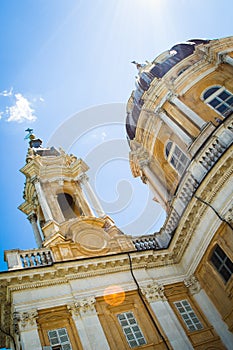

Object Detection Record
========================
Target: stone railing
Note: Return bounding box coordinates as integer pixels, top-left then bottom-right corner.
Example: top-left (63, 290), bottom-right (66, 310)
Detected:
top-left (4, 248), bottom-right (54, 270)
top-left (132, 235), bottom-right (160, 251)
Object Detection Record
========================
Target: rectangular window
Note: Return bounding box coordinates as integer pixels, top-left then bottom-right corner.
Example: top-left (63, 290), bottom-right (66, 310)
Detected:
top-left (205, 86), bottom-right (233, 118)
top-left (210, 245), bottom-right (233, 283)
top-left (117, 312), bottom-right (146, 348)
top-left (48, 328), bottom-right (72, 350)
top-left (166, 141), bottom-right (189, 176)
top-left (174, 300), bottom-right (203, 332)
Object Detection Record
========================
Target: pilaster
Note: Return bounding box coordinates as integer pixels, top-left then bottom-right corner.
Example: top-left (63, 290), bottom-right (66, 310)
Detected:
top-left (68, 297), bottom-right (110, 350)
top-left (186, 276), bottom-right (233, 349)
top-left (14, 309), bottom-right (41, 350)
top-left (141, 282), bottom-right (193, 350)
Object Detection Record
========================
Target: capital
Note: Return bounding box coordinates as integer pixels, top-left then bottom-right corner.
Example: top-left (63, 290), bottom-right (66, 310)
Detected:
top-left (77, 172), bottom-right (89, 184)
top-left (141, 282), bottom-right (166, 302)
top-left (184, 275), bottom-right (201, 295)
top-left (68, 296), bottom-right (96, 316)
top-left (14, 309), bottom-right (38, 331)
top-left (27, 213), bottom-right (37, 223)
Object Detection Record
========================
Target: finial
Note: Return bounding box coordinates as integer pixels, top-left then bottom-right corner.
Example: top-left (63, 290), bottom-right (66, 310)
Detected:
top-left (131, 61), bottom-right (146, 71)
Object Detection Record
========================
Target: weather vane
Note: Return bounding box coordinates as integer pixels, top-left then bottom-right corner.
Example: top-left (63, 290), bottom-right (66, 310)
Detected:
top-left (24, 128), bottom-right (34, 140)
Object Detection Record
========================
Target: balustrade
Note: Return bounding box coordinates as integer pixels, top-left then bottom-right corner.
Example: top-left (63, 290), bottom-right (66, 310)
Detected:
top-left (5, 248), bottom-right (53, 270)
top-left (20, 250), bottom-right (53, 268)
top-left (133, 236), bottom-right (159, 251)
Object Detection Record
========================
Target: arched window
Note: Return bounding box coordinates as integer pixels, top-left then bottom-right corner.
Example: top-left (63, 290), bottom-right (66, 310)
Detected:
top-left (165, 141), bottom-right (189, 175)
top-left (203, 86), bottom-right (233, 118)
top-left (57, 193), bottom-right (76, 220)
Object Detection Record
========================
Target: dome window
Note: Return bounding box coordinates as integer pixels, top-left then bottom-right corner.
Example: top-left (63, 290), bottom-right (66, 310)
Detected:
top-left (165, 141), bottom-right (189, 175)
top-left (203, 86), bottom-right (233, 118)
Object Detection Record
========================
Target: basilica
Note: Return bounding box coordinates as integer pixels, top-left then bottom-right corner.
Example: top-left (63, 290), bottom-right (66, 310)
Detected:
top-left (0, 36), bottom-right (233, 349)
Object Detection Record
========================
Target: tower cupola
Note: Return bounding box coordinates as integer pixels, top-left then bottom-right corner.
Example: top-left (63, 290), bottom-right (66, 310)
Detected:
top-left (18, 134), bottom-right (134, 260)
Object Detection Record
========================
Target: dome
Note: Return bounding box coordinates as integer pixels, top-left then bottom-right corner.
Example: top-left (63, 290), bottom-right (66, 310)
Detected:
top-left (126, 39), bottom-right (210, 140)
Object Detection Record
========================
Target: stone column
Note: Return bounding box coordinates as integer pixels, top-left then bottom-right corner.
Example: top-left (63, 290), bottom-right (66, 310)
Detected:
top-left (14, 309), bottom-right (41, 350)
top-left (68, 297), bottom-right (110, 350)
top-left (159, 109), bottom-right (193, 145)
top-left (130, 145), bottom-right (168, 210)
top-left (170, 95), bottom-right (206, 129)
top-left (141, 282), bottom-right (193, 350)
top-left (222, 54), bottom-right (233, 66)
top-left (78, 173), bottom-right (105, 217)
top-left (139, 156), bottom-right (168, 210)
top-left (34, 180), bottom-right (53, 222)
top-left (184, 275), bottom-right (233, 349)
top-left (27, 213), bottom-right (43, 247)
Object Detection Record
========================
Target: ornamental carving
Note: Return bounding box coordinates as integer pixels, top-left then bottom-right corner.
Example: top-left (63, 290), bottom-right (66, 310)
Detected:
top-left (13, 309), bottom-right (38, 332)
top-left (129, 142), bottom-right (150, 177)
top-left (68, 296), bottom-right (96, 316)
top-left (184, 275), bottom-right (201, 295)
top-left (141, 282), bottom-right (166, 302)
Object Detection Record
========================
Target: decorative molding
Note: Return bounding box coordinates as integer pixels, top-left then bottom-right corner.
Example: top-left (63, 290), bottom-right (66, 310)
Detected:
top-left (184, 275), bottom-right (201, 295)
top-left (141, 282), bottom-right (167, 302)
top-left (129, 143), bottom-right (150, 177)
top-left (68, 296), bottom-right (96, 316)
top-left (14, 309), bottom-right (38, 332)
top-left (76, 172), bottom-right (89, 184)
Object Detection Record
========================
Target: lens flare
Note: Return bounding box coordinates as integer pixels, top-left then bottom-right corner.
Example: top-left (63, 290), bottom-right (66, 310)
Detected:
top-left (104, 285), bottom-right (125, 306)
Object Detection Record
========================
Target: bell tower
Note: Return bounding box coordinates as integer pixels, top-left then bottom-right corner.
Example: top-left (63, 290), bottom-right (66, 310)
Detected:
top-left (18, 133), bottom-right (134, 261)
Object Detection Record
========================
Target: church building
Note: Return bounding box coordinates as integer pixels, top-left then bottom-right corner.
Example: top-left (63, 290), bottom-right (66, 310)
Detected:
top-left (0, 36), bottom-right (233, 350)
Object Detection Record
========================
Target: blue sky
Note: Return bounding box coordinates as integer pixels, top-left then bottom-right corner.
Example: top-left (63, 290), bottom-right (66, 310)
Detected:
top-left (0, 0), bottom-right (232, 271)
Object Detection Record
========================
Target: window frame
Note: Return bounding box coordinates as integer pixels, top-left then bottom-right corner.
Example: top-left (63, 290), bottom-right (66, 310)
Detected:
top-left (117, 311), bottom-right (147, 348)
top-left (210, 244), bottom-right (233, 283)
top-left (202, 85), bottom-right (233, 118)
top-left (48, 327), bottom-right (72, 350)
top-left (174, 299), bottom-right (203, 332)
top-left (37, 306), bottom-right (82, 350)
top-left (165, 141), bottom-right (189, 175)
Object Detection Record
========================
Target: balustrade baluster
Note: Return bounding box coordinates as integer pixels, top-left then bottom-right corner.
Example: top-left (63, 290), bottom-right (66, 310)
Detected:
top-left (34, 254), bottom-right (39, 266)
top-left (23, 254), bottom-right (29, 267)
top-left (40, 252), bottom-right (46, 265)
top-left (45, 251), bottom-right (52, 264)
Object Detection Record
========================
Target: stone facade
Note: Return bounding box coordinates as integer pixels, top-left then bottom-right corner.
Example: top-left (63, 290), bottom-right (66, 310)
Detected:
top-left (0, 36), bottom-right (233, 350)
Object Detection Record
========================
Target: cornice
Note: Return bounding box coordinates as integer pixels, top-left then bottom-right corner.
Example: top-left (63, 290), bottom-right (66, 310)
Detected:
top-left (1, 250), bottom-right (177, 292)
top-left (2, 147), bottom-right (232, 294)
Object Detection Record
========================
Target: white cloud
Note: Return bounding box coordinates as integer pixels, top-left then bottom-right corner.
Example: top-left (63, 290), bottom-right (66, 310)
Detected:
top-left (0, 87), bottom-right (13, 97)
top-left (6, 93), bottom-right (37, 123)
